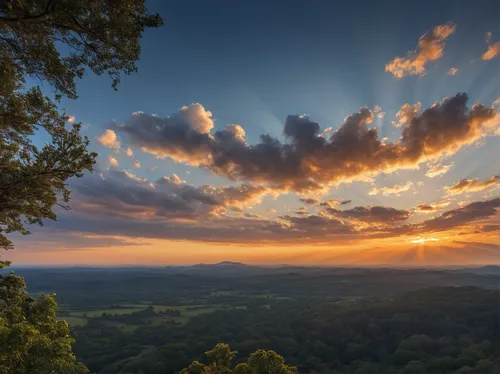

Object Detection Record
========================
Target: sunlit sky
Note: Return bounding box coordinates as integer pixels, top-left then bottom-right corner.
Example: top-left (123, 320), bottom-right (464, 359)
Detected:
top-left (7, 0), bottom-right (500, 266)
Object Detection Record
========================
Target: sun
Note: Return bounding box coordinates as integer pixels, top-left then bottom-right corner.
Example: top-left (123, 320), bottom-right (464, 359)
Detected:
top-left (410, 237), bottom-right (440, 244)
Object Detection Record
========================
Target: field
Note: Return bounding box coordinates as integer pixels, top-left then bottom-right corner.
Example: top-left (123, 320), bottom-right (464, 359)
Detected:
top-left (59, 302), bottom-right (246, 332)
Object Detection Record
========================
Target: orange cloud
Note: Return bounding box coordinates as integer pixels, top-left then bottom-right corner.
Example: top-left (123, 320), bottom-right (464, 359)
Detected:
top-left (425, 161), bottom-right (453, 177)
top-left (482, 42), bottom-right (500, 60)
top-left (385, 22), bottom-right (455, 78)
top-left (447, 67), bottom-right (459, 75)
top-left (319, 199), bottom-right (341, 208)
top-left (98, 129), bottom-right (120, 150)
top-left (133, 160), bottom-right (141, 168)
top-left (445, 176), bottom-right (499, 195)
top-left (126, 147), bottom-right (133, 157)
top-left (368, 181), bottom-right (414, 196)
top-left (107, 155), bottom-right (119, 167)
top-left (414, 201), bottom-right (451, 214)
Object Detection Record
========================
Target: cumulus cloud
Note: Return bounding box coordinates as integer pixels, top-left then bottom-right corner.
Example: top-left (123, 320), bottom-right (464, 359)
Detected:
top-left (126, 147), bottom-right (133, 157)
top-left (117, 103), bottom-right (214, 165)
top-left (67, 115), bottom-right (75, 123)
top-left (113, 94), bottom-right (499, 193)
top-left (447, 67), bottom-right (459, 75)
top-left (385, 22), bottom-right (456, 78)
top-left (444, 176), bottom-right (499, 195)
top-left (107, 156), bottom-right (119, 167)
top-left (368, 181), bottom-right (414, 196)
top-left (482, 42), bottom-right (500, 60)
top-left (98, 129), bottom-right (120, 150)
top-left (426, 161), bottom-right (454, 177)
top-left (133, 160), bottom-right (141, 168)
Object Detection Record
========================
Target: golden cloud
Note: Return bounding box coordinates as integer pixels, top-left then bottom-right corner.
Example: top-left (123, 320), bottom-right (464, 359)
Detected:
top-left (445, 176), bottom-right (499, 195)
top-left (385, 22), bottom-right (455, 78)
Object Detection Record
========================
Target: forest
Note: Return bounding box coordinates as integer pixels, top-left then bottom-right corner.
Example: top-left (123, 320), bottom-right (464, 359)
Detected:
top-left (9, 264), bottom-right (500, 374)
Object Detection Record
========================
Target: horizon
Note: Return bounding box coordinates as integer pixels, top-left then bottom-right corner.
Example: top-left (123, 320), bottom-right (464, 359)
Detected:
top-left (4, 0), bottom-right (500, 266)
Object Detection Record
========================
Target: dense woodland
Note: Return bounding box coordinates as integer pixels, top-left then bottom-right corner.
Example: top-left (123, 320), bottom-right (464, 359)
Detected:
top-left (9, 264), bottom-right (500, 374)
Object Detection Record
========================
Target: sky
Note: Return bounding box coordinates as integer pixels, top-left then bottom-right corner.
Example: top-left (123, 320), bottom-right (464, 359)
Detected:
top-left (6, 0), bottom-right (500, 266)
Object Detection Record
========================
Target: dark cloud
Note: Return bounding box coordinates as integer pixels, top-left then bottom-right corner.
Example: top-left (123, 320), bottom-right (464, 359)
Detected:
top-left (115, 94), bottom-right (498, 192)
top-left (340, 200), bottom-right (352, 205)
top-left (328, 206), bottom-right (412, 222)
top-left (71, 168), bottom-right (269, 221)
top-left (300, 198), bottom-right (320, 205)
top-left (415, 198), bottom-right (500, 233)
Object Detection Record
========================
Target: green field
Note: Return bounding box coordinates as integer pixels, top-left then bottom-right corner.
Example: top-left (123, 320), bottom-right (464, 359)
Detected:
top-left (60, 303), bottom-right (245, 331)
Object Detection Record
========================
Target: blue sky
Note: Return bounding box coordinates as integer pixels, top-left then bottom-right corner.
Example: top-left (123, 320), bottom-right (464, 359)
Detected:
top-left (10, 0), bottom-right (500, 266)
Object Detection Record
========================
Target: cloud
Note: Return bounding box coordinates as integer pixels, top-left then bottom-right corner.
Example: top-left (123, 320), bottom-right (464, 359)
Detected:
top-left (133, 160), bottom-right (141, 168)
top-left (327, 206), bottom-right (412, 223)
top-left (414, 201), bottom-right (451, 214)
top-left (412, 198), bottom-right (500, 233)
top-left (98, 129), bottom-right (120, 150)
top-left (114, 94), bottom-right (499, 193)
top-left (425, 161), bottom-right (453, 177)
top-left (117, 103), bottom-right (214, 165)
top-left (393, 103), bottom-right (422, 128)
top-left (107, 156), bottom-right (119, 167)
top-left (70, 168), bottom-right (271, 222)
top-left (482, 42), bottom-right (500, 61)
top-left (319, 199), bottom-right (341, 208)
top-left (385, 22), bottom-right (455, 78)
top-left (126, 147), bottom-right (133, 157)
top-left (368, 181), bottom-right (414, 196)
top-left (447, 67), bottom-right (459, 75)
top-left (300, 198), bottom-right (320, 205)
top-left (163, 174), bottom-right (182, 185)
top-left (340, 200), bottom-right (351, 205)
top-left (444, 176), bottom-right (499, 195)
top-left (67, 115), bottom-right (76, 123)
top-left (150, 166), bottom-right (158, 171)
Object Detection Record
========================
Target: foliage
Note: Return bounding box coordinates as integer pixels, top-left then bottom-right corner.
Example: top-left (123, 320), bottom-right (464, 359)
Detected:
top-left (0, 273), bottom-right (88, 373)
top-left (180, 343), bottom-right (298, 374)
top-left (0, 0), bottom-right (163, 253)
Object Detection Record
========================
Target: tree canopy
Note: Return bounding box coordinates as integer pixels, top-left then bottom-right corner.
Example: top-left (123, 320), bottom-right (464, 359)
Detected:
top-left (0, 0), bottom-right (163, 255)
top-left (181, 344), bottom-right (299, 374)
top-left (0, 0), bottom-right (163, 372)
top-left (0, 273), bottom-right (89, 373)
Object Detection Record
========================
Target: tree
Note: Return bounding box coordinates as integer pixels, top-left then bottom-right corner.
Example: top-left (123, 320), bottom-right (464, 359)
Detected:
top-left (0, 273), bottom-right (88, 373)
top-left (181, 344), bottom-right (298, 374)
top-left (0, 0), bottom-right (163, 372)
top-left (0, 0), bottom-right (163, 254)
